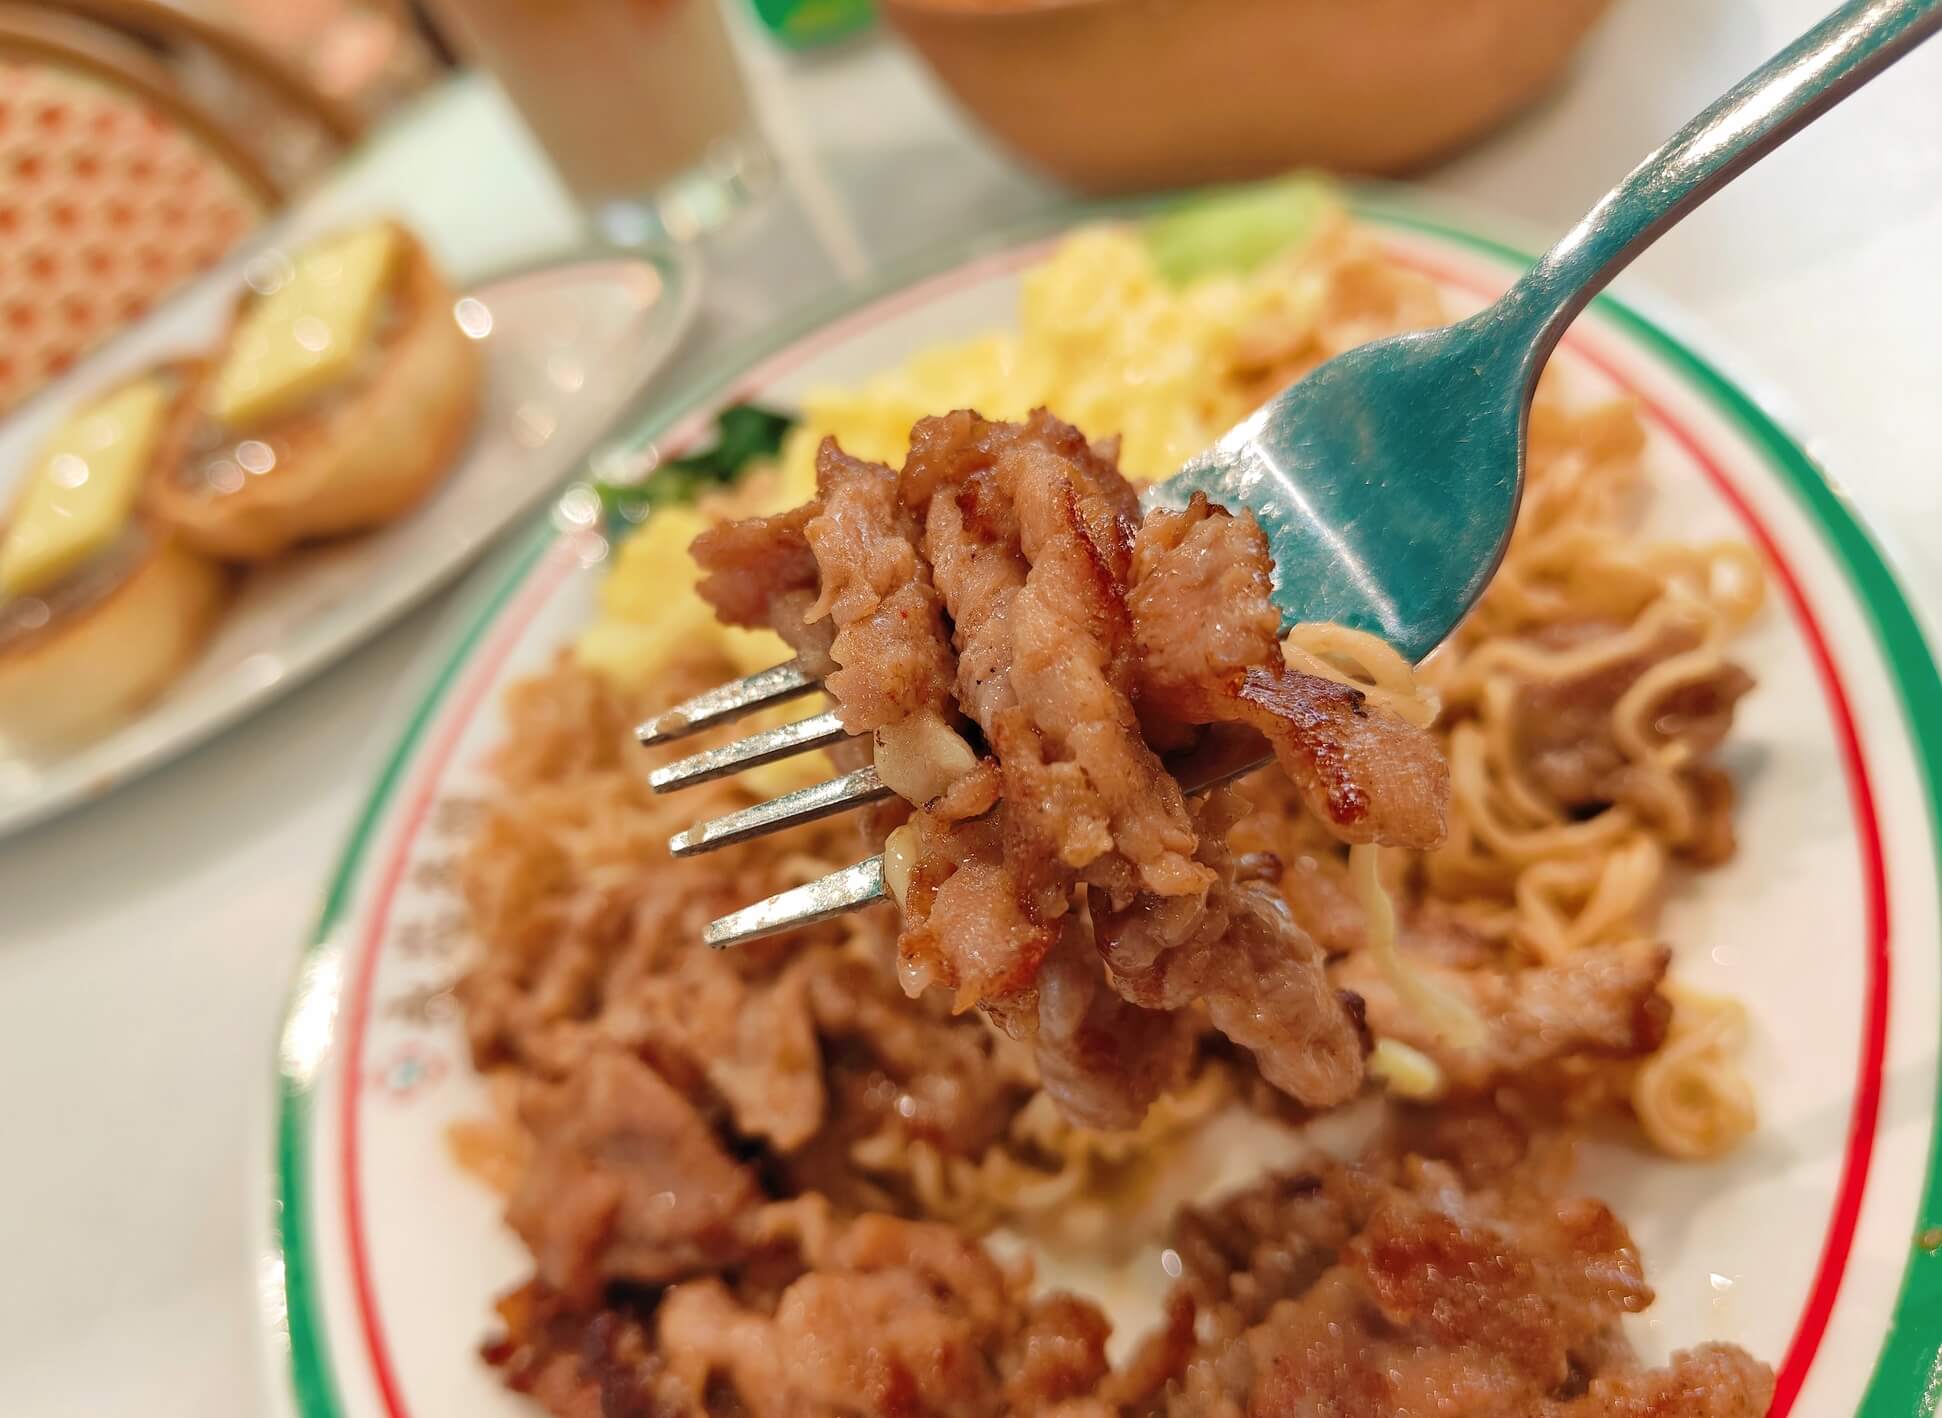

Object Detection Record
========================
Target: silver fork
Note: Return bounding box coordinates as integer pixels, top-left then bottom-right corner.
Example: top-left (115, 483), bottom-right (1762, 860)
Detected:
top-left (641, 658), bottom-right (1269, 947)
top-left (643, 0), bottom-right (1941, 949)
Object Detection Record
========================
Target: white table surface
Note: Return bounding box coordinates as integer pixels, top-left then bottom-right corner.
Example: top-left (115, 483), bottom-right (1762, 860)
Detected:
top-left (2, 3), bottom-right (1938, 1412)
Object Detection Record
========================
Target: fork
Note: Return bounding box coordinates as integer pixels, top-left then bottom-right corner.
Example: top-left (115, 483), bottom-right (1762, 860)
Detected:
top-left (642, 0), bottom-right (1941, 949)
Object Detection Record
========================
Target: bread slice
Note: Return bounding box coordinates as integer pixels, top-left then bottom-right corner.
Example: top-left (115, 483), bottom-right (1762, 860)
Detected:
top-left (0, 521), bottom-right (229, 751)
top-left (152, 223), bottom-right (482, 561)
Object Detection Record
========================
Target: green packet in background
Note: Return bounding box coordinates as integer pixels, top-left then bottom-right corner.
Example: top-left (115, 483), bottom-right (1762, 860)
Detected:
top-left (749, 0), bottom-right (874, 48)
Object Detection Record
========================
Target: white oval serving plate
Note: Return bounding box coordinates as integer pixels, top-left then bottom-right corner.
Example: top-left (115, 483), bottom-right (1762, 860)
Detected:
top-left (261, 198), bottom-right (1942, 1418)
top-left (0, 246), bottom-right (700, 837)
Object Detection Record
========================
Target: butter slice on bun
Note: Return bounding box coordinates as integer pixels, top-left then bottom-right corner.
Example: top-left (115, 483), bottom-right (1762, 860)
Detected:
top-left (152, 220), bottom-right (481, 562)
top-left (0, 368), bottom-right (229, 749)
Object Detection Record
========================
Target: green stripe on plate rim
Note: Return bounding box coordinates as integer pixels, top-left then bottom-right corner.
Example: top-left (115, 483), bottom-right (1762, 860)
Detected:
top-left (1363, 199), bottom-right (1942, 1416)
top-left (270, 192), bottom-right (1942, 1418)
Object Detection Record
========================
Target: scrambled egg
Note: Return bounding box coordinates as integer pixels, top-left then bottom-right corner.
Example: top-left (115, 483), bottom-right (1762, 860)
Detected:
top-left (775, 219), bottom-right (1337, 486)
top-left (576, 503), bottom-right (794, 687)
top-left (575, 204), bottom-right (1346, 795)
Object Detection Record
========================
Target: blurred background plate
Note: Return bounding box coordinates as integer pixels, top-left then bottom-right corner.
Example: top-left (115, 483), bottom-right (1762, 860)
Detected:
top-left (0, 246), bottom-right (700, 837)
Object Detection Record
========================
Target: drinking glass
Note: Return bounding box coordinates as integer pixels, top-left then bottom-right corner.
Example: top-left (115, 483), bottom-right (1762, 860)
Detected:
top-left (426, 0), bottom-right (774, 244)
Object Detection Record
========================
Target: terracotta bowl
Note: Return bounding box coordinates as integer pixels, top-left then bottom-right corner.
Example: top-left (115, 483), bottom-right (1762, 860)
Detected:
top-left (882, 0), bottom-right (1615, 193)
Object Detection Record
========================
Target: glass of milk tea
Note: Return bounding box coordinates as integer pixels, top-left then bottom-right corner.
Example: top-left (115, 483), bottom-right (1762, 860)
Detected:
top-left (426, 0), bottom-right (774, 244)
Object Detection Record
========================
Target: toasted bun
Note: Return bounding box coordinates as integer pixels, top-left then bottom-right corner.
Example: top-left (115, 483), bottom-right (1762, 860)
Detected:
top-left (153, 223), bottom-right (481, 562)
top-left (0, 525), bottom-right (229, 751)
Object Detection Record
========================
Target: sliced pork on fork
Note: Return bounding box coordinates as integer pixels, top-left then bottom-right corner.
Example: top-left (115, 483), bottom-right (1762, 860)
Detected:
top-left (642, 410), bottom-right (1447, 948)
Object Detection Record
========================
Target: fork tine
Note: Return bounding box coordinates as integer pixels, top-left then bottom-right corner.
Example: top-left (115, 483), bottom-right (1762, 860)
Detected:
top-left (692, 745), bottom-right (1282, 944)
top-left (637, 660), bottom-right (820, 746)
top-left (670, 766), bottom-right (891, 857)
top-left (703, 855), bottom-right (888, 948)
top-left (648, 709), bottom-right (854, 793)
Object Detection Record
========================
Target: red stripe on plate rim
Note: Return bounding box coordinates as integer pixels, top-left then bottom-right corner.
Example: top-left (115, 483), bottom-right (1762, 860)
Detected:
top-left (327, 234), bottom-right (1891, 1418)
top-left (334, 540), bottom-right (577, 1418)
top-left (1391, 239), bottom-right (1888, 1416)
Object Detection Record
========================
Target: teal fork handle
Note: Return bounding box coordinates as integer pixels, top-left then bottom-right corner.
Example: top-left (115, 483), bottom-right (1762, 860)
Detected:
top-left (1498, 0), bottom-right (1942, 365)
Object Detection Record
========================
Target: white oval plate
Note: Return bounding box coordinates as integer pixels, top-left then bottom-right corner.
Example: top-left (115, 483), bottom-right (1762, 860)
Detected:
top-left (0, 247), bottom-right (700, 837)
top-left (261, 199), bottom-right (1942, 1418)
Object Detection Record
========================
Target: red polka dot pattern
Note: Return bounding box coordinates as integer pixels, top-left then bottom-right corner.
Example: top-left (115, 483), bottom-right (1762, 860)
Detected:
top-left (0, 62), bottom-right (265, 413)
